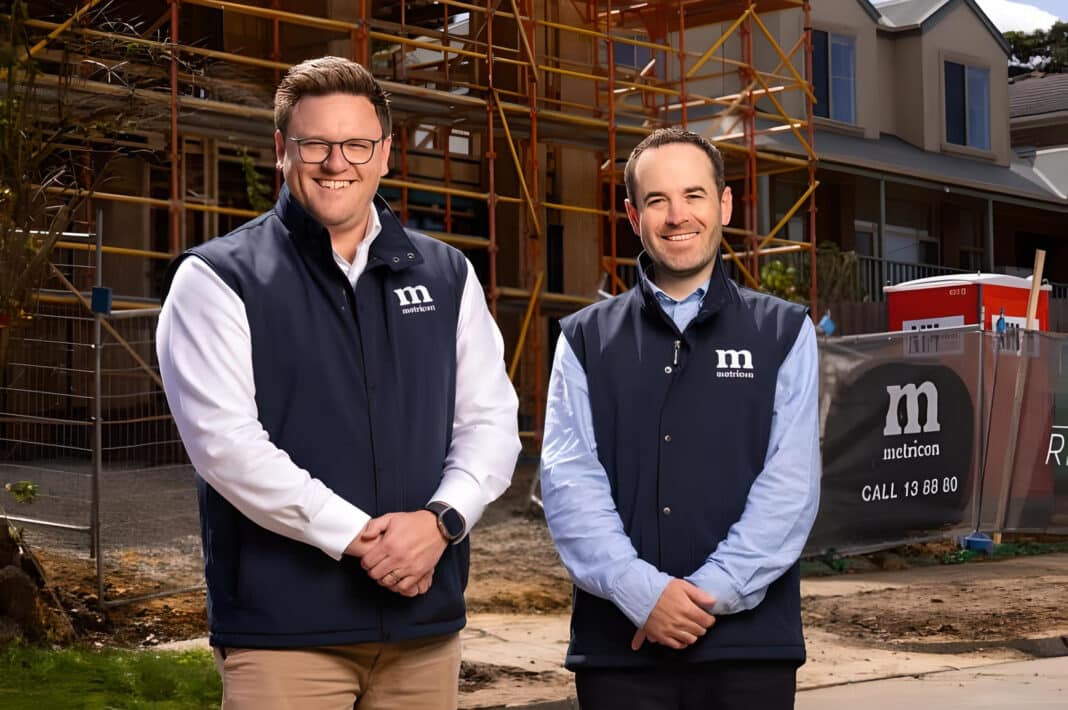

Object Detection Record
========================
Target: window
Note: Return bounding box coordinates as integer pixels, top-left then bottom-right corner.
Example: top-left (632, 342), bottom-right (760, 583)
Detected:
top-left (854, 220), bottom-right (878, 257)
top-left (613, 37), bottom-right (652, 71)
top-left (884, 225), bottom-right (938, 265)
top-left (944, 61), bottom-right (990, 150)
top-left (411, 125), bottom-right (471, 156)
top-left (812, 30), bottom-right (856, 124)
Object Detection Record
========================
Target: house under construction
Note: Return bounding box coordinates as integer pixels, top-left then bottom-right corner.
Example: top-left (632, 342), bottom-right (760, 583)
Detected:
top-left (18, 0), bottom-right (818, 445)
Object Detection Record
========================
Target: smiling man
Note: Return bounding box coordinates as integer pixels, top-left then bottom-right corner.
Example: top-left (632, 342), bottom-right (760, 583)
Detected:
top-left (156, 57), bottom-right (520, 709)
top-left (540, 128), bottom-right (821, 709)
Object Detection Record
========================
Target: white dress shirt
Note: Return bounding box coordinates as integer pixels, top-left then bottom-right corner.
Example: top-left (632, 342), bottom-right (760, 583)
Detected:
top-left (157, 207), bottom-right (520, 561)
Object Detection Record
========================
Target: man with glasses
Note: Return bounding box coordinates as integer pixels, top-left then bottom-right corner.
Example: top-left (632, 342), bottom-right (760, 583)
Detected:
top-left (157, 57), bottom-right (520, 708)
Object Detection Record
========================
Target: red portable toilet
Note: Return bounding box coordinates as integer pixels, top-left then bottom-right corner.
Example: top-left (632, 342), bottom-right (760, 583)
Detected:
top-left (885, 273), bottom-right (1050, 333)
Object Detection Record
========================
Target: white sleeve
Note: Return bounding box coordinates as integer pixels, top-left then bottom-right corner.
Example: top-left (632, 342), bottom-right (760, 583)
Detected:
top-left (156, 257), bottom-right (370, 560)
top-left (430, 259), bottom-right (521, 535)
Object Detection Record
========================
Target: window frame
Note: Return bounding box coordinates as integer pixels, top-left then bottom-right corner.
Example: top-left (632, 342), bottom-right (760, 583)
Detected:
top-left (942, 55), bottom-right (992, 154)
top-left (812, 29), bottom-right (857, 126)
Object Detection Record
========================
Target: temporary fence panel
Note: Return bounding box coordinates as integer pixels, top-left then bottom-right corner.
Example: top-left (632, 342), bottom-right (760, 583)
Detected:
top-left (807, 326), bottom-right (983, 554)
top-left (984, 330), bottom-right (1068, 533)
top-left (0, 302), bottom-right (95, 548)
top-left (96, 308), bottom-right (202, 605)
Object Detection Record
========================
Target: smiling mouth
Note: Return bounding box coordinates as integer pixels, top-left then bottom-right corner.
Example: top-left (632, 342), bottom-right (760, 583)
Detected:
top-left (662, 232), bottom-right (698, 242)
top-left (315, 179), bottom-right (355, 190)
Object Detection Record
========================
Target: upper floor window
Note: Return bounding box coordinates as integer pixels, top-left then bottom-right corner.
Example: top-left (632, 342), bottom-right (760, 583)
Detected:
top-left (613, 37), bottom-right (653, 72)
top-left (944, 61), bottom-right (990, 151)
top-left (812, 30), bottom-right (856, 124)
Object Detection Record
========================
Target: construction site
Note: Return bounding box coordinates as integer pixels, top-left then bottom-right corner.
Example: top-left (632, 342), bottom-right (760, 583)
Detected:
top-left (10, 0), bottom-right (819, 443)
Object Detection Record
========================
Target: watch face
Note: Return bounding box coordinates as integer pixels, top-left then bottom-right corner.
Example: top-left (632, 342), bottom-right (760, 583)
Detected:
top-left (441, 508), bottom-right (465, 539)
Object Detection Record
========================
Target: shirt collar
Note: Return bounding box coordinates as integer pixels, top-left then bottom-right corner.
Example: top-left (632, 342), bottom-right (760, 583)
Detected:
top-left (650, 279), bottom-right (709, 306)
top-left (333, 203), bottom-right (382, 267)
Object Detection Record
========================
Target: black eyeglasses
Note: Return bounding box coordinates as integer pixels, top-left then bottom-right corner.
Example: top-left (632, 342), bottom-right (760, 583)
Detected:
top-left (288, 136), bottom-right (385, 166)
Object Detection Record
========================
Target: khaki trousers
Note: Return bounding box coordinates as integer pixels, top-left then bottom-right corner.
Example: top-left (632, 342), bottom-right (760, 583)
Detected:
top-left (213, 633), bottom-right (461, 710)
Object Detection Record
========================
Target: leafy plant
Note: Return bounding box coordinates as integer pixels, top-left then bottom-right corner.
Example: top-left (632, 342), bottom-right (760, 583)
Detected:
top-left (759, 259), bottom-right (802, 302)
top-left (240, 150), bottom-right (274, 213)
top-left (3, 480), bottom-right (36, 504)
top-left (1006, 21), bottom-right (1068, 74)
top-left (0, 1), bottom-right (162, 374)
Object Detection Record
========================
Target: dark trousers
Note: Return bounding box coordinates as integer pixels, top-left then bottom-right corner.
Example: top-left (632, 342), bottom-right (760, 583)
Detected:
top-left (575, 660), bottom-right (798, 710)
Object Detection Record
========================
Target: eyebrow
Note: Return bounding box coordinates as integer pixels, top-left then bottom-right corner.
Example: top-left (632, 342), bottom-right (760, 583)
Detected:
top-left (642, 186), bottom-right (708, 204)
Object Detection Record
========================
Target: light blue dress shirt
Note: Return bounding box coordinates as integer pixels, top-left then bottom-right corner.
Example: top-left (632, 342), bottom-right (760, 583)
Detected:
top-left (540, 280), bottom-right (821, 628)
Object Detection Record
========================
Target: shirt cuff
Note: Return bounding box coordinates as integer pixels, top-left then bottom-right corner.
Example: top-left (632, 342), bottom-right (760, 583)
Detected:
top-left (304, 495), bottom-right (372, 561)
top-left (685, 566), bottom-right (745, 616)
top-left (430, 471), bottom-right (487, 540)
top-left (610, 559), bottom-right (673, 627)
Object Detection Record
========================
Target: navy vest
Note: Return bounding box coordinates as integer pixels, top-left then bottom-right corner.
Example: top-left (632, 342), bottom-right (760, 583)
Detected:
top-left (560, 254), bottom-right (808, 668)
top-left (163, 186), bottom-right (470, 648)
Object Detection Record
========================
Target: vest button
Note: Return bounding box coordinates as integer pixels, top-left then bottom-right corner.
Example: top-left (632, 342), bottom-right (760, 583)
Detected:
top-left (663, 434), bottom-right (671, 442)
top-left (407, 252), bottom-right (415, 260)
top-left (664, 366), bottom-right (672, 374)
top-left (392, 256), bottom-right (400, 263)
top-left (662, 506), bottom-right (672, 516)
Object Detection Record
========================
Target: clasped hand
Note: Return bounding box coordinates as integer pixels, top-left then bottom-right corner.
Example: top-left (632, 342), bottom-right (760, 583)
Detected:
top-left (631, 579), bottom-right (716, 651)
top-left (345, 510), bottom-right (447, 597)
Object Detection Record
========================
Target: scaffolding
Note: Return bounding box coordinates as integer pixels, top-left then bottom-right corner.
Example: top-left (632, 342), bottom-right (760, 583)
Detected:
top-left (14, 0), bottom-right (818, 445)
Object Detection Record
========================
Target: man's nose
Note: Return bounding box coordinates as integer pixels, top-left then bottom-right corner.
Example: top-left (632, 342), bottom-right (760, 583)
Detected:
top-left (322, 144), bottom-right (350, 172)
top-left (665, 200), bottom-right (687, 225)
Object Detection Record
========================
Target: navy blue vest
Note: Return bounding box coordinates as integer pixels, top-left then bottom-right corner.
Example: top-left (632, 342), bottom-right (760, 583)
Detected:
top-left (163, 186), bottom-right (470, 648)
top-left (560, 254), bottom-right (808, 668)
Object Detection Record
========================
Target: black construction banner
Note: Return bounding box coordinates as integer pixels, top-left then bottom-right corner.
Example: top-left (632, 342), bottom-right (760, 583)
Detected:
top-left (808, 357), bottom-right (975, 552)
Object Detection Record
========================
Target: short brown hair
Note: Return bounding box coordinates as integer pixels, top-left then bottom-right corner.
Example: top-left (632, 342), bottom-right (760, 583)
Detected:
top-left (274, 56), bottom-right (391, 138)
top-left (624, 128), bottom-right (726, 204)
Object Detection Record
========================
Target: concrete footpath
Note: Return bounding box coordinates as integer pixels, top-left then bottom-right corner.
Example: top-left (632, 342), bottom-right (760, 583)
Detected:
top-left (796, 656), bottom-right (1068, 709)
top-left (483, 657), bottom-right (1068, 710)
top-left (459, 614), bottom-right (1068, 709)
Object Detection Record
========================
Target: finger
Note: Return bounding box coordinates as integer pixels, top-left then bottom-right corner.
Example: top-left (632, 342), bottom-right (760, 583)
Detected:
top-left (394, 574), bottom-right (420, 595)
top-left (360, 546), bottom-right (389, 571)
top-left (682, 583), bottom-right (717, 610)
top-left (665, 630), bottom-right (698, 649)
top-left (669, 618), bottom-right (709, 638)
top-left (367, 559), bottom-right (397, 581)
top-left (630, 629), bottom-right (646, 651)
top-left (361, 516), bottom-right (391, 539)
top-left (680, 605), bottom-right (716, 629)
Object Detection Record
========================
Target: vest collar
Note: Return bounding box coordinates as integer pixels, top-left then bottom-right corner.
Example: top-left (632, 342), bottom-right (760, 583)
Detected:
top-left (636, 250), bottom-right (739, 325)
top-left (275, 185), bottom-right (425, 274)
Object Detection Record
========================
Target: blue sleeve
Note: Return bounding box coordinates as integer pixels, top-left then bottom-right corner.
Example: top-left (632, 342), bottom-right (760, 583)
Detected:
top-left (685, 317), bottom-right (821, 614)
top-left (540, 335), bottom-right (672, 628)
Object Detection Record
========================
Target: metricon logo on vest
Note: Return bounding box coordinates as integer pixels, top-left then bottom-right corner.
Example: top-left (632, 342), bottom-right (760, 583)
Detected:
top-left (394, 284), bottom-right (437, 314)
top-left (714, 348), bottom-right (755, 378)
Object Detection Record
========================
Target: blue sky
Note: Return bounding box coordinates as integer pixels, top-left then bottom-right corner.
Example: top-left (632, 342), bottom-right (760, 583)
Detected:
top-left (976, 0), bottom-right (1063, 32)
top-left (876, 0), bottom-right (1064, 31)
top-left (1026, 0), bottom-right (1066, 20)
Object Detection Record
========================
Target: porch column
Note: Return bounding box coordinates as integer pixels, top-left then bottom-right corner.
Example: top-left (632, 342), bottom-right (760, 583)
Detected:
top-left (986, 198), bottom-right (995, 272)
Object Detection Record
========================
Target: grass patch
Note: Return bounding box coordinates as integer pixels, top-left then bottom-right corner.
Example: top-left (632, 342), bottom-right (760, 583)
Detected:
top-left (0, 644), bottom-right (220, 708)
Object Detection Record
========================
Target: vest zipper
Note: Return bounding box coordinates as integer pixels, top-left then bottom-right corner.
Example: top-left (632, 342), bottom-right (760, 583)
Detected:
top-left (673, 340), bottom-right (680, 367)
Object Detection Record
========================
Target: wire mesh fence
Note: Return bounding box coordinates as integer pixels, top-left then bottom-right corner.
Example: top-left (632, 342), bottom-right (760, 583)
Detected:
top-left (0, 277), bottom-right (201, 605)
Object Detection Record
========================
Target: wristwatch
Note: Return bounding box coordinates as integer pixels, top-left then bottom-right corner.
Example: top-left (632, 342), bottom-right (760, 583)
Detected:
top-left (425, 501), bottom-right (466, 544)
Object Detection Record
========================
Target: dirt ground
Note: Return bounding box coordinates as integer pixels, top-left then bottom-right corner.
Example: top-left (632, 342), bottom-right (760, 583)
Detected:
top-left (19, 462), bottom-right (1068, 703)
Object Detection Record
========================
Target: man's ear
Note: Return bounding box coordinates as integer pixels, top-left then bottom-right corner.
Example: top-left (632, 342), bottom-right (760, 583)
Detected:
top-left (719, 185), bottom-right (733, 226)
top-left (274, 129), bottom-right (285, 170)
top-left (379, 135), bottom-right (393, 177)
top-left (625, 198), bottom-right (641, 235)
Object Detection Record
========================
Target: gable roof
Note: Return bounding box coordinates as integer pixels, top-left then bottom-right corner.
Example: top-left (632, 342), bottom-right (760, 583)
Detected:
top-left (854, 0), bottom-right (884, 22)
top-left (873, 0), bottom-right (1011, 55)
